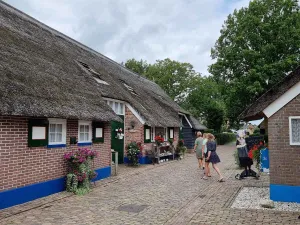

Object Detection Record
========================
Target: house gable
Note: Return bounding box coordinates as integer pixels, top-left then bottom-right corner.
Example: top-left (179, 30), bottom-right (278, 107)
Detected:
top-left (263, 81), bottom-right (300, 118)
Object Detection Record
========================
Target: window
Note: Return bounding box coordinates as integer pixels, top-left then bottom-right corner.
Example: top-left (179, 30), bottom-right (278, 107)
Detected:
top-left (78, 61), bottom-right (109, 85)
top-left (169, 128), bottom-right (174, 139)
top-left (106, 100), bottom-right (125, 115)
top-left (151, 127), bottom-right (155, 142)
top-left (48, 119), bottom-right (66, 146)
top-left (144, 125), bottom-right (151, 143)
top-left (163, 127), bottom-right (168, 141)
top-left (94, 77), bottom-right (109, 85)
top-left (28, 119), bottom-right (48, 147)
top-left (120, 80), bottom-right (139, 96)
top-left (93, 122), bottom-right (104, 143)
top-left (78, 121), bottom-right (92, 143)
top-left (289, 117), bottom-right (300, 145)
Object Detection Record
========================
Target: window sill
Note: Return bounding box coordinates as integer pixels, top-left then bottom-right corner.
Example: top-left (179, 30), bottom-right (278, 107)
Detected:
top-left (47, 144), bottom-right (67, 148)
top-left (78, 142), bottom-right (92, 146)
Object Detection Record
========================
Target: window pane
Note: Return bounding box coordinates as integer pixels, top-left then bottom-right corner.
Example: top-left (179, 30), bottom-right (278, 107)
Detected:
top-left (292, 119), bottom-right (300, 143)
top-left (109, 101), bottom-right (113, 108)
top-left (49, 133), bottom-right (55, 142)
top-left (85, 125), bottom-right (89, 133)
top-left (56, 124), bottom-right (62, 132)
top-left (85, 133), bottom-right (89, 141)
top-left (119, 103), bottom-right (124, 114)
top-left (80, 133), bottom-right (85, 141)
top-left (50, 124), bottom-right (56, 133)
top-left (80, 125), bottom-right (84, 132)
top-left (56, 133), bottom-right (62, 142)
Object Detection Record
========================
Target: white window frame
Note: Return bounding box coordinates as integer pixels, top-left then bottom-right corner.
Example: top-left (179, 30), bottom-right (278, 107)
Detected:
top-left (164, 127), bottom-right (168, 141)
top-left (151, 127), bottom-right (156, 142)
top-left (169, 128), bottom-right (174, 139)
top-left (78, 120), bottom-right (92, 143)
top-left (48, 118), bottom-right (67, 145)
top-left (105, 99), bottom-right (125, 115)
top-left (289, 116), bottom-right (300, 145)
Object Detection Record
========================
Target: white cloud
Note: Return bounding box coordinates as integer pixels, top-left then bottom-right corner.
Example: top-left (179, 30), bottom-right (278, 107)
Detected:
top-left (4, 0), bottom-right (250, 74)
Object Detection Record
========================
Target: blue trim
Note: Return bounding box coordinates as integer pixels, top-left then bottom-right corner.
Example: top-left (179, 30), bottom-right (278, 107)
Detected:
top-left (0, 177), bottom-right (65, 210)
top-left (47, 144), bottom-right (67, 148)
top-left (92, 166), bottom-right (111, 181)
top-left (124, 156), bottom-right (152, 164)
top-left (270, 184), bottom-right (300, 203)
top-left (78, 142), bottom-right (92, 146)
top-left (0, 166), bottom-right (111, 210)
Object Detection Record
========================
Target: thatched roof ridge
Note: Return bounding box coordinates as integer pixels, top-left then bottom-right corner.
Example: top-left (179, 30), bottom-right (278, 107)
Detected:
top-left (189, 116), bottom-right (207, 130)
top-left (0, 1), bottom-right (187, 127)
top-left (240, 66), bottom-right (300, 121)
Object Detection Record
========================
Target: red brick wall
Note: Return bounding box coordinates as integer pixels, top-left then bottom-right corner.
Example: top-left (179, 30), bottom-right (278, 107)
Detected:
top-left (268, 94), bottom-right (300, 186)
top-left (124, 106), bottom-right (180, 156)
top-left (0, 116), bottom-right (111, 191)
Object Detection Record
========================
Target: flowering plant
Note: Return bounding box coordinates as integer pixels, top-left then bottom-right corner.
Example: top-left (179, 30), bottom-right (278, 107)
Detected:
top-left (64, 148), bottom-right (98, 195)
top-left (126, 142), bottom-right (143, 166)
top-left (154, 136), bottom-right (164, 146)
top-left (115, 128), bottom-right (124, 139)
top-left (64, 148), bottom-right (98, 164)
top-left (248, 141), bottom-right (266, 169)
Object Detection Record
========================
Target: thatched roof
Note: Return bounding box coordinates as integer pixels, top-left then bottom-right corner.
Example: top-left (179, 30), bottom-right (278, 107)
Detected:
top-left (0, 1), bottom-right (187, 127)
top-left (240, 66), bottom-right (300, 121)
top-left (189, 116), bottom-right (207, 130)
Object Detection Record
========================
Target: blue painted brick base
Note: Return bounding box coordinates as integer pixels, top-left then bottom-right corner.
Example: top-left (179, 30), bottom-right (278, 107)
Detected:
top-left (124, 156), bottom-right (152, 164)
top-left (0, 166), bottom-right (111, 210)
top-left (270, 184), bottom-right (300, 203)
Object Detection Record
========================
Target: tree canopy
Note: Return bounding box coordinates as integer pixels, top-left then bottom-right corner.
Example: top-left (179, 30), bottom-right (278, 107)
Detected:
top-left (209, 0), bottom-right (300, 126)
top-left (124, 58), bottom-right (200, 103)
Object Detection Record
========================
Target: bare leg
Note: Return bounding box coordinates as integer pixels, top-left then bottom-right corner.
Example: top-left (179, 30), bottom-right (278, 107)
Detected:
top-left (207, 164), bottom-right (211, 176)
top-left (198, 158), bottom-right (203, 168)
top-left (212, 163), bottom-right (223, 179)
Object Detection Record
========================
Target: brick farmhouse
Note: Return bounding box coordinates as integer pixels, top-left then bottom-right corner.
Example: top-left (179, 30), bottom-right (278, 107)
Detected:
top-left (0, 1), bottom-right (195, 209)
top-left (240, 67), bottom-right (300, 203)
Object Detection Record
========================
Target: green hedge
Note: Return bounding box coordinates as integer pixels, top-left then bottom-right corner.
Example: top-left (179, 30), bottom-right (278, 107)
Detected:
top-left (215, 133), bottom-right (236, 145)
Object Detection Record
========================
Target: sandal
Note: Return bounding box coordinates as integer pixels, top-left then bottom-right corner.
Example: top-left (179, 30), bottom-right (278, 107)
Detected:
top-left (218, 178), bottom-right (225, 182)
top-left (202, 176), bottom-right (208, 180)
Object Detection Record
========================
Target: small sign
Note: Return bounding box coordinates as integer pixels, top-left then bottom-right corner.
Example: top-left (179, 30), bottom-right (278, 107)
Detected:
top-left (95, 128), bottom-right (103, 138)
top-left (32, 126), bottom-right (46, 140)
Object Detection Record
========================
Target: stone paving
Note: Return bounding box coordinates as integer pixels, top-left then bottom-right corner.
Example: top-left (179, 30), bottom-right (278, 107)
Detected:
top-left (1, 144), bottom-right (300, 225)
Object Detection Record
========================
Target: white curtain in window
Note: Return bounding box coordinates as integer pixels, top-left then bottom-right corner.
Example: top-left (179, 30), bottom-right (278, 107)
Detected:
top-left (291, 119), bottom-right (300, 143)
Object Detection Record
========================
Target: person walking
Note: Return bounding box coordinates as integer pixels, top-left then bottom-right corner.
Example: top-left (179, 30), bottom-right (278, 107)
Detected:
top-left (202, 133), bottom-right (211, 177)
top-left (194, 131), bottom-right (204, 170)
top-left (203, 133), bottom-right (224, 182)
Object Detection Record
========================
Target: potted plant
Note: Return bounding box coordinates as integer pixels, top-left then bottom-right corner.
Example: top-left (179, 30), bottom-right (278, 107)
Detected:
top-left (126, 142), bottom-right (143, 166)
top-left (115, 128), bottom-right (124, 139)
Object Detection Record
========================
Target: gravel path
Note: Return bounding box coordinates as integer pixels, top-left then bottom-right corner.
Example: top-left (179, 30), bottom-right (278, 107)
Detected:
top-left (231, 187), bottom-right (300, 212)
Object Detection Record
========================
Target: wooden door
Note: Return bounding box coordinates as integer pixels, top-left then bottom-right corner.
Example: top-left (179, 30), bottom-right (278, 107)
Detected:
top-left (111, 115), bottom-right (124, 164)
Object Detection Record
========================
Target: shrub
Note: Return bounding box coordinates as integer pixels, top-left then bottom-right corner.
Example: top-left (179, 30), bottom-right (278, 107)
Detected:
top-left (126, 142), bottom-right (143, 166)
top-left (215, 133), bottom-right (236, 145)
top-left (64, 148), bottom-right (98, 195)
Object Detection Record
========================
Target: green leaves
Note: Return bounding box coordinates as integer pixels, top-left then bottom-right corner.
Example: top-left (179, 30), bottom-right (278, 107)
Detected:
top-left (210, 0), bottom-right (300, 125)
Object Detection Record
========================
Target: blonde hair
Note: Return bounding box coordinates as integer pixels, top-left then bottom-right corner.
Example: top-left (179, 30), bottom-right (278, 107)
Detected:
top-left (196, 131), bottom-right (202, 137)
top-left (207, 133), bottom-right (215, 140)
top-left (203, 133), bottom-right (208, 138)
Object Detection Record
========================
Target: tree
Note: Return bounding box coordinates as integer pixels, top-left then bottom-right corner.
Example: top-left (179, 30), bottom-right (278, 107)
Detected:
top-left (209, 0), bottom-right (300, 125)
top-left (181, 77), bottom-right (226, 132)
top-left (124, 58), bottom-right (149, 75)
top-left (124, 58), bottom-right (200, 102)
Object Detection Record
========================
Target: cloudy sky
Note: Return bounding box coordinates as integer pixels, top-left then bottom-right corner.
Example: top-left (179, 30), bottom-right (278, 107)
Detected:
top-left (4, 0), bottom-right (250, 75)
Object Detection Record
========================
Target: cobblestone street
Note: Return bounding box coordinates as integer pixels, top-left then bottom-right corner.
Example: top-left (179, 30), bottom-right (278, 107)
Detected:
top-left (1, 144), bottom-right (299, 225)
